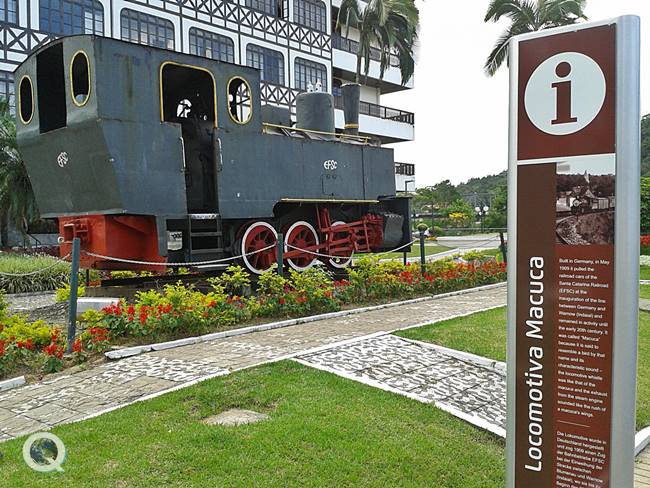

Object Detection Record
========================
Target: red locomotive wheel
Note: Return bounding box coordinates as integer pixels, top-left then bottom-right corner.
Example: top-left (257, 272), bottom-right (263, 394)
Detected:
top-left (284, 221), bottom-right (319, 271)
top-left (327, 221), bottom-right (353, 269)
top-left (241, 221), bottom-right (278, 275)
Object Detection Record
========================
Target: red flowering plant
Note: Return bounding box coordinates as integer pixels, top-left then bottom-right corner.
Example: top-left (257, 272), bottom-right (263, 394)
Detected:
top-left (71, 337), bottom-right (87, 364)
top-left (641, 235), bottom-right (650, 255)
top-left (42, 340), bottom-right (65, 373)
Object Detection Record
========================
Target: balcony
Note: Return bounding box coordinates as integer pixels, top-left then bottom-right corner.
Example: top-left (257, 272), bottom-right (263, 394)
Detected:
top-left (331, 33), bottom-right (413, 92)
top-left (395, 163), bottom-right (416, 193)
top-left (260, 82), bottom-right (414, 143)
top-left (334, 95), bottom-right (414, 125)
top-left (395, 162), bottom-right (415, 176)
top-left (332, 34), bottom-right (400, 68)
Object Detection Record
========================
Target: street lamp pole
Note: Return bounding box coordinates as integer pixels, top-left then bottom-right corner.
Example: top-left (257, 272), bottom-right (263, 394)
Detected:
top-left (475, 204), bottom-right (490, 232)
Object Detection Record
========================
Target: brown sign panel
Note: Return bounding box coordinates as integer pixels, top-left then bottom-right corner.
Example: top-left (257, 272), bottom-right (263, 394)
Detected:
top-left (514, 25), bottom-right (617, 488)
top-left (517, 26), bottom-right (616, 161)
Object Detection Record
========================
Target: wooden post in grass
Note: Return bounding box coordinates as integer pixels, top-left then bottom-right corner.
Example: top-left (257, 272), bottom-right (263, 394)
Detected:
top-left (276, 233), bottom-right (284, 277)
top-left (66, 237), bottom-right (80, 354)
top-left (417, 224), bottom-right (428, 275)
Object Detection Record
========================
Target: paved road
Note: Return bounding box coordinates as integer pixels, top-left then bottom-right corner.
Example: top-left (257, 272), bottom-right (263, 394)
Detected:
top-left (0, 285), bottom-right (507, 441)
top-left (436, 234), bottom-right (505, 251)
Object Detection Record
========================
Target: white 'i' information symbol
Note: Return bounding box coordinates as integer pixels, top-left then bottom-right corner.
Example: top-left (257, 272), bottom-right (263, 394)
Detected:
top-left (524, 52), bottom-right (607, 136)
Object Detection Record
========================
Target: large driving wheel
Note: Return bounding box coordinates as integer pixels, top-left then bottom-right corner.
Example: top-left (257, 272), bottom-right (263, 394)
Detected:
top-left (284, 221), bottom-right (319, 271)
top-left (327, 221), bottom-right (353, 269)
top-left (240, 221), bottom-right (277, 274)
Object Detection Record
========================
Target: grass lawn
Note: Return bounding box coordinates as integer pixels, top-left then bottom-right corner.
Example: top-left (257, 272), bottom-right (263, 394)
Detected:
top-left (0, 361), bottom-right (505, 487)
top-left (642, 284), bottom-right (650, 299)
top-left (641, 266), bottom-right (650, 280)
top-left (396, 306), bottom-right (650, 431)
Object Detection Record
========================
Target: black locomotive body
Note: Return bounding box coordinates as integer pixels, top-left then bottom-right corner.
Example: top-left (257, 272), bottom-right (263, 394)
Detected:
top-left (14, 35), bottom-right (411, 273)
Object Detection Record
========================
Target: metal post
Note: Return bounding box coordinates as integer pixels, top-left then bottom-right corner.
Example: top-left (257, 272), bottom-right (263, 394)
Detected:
top-left (67, 237), bottom-right (80, 354)
top-left (85, 269), bottom-right (90, 287)
top-left (419, 229), bottom-right (426, 275)
top-left (403, 251), bottom-right (407, 266)
top-left (276, 233), bottom-right (284, 277)
top-left (499, 231), bottom-right (507, 264)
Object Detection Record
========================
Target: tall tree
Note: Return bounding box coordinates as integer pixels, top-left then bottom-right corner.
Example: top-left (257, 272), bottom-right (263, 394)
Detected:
top-left (483, 0), bottom-right (587, 76)
top-left (641, 114), bottom-right (650, 176)
top-left (413, 180), bottom-right (461, 214)
top-left (336, 0), bottom-right (419, 84)
top-left (0, 98), bottom-right (38, 238)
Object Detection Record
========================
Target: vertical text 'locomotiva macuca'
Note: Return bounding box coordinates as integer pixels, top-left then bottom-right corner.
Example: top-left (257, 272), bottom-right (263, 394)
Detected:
top-left (525, 257), bottom-right (545, 472)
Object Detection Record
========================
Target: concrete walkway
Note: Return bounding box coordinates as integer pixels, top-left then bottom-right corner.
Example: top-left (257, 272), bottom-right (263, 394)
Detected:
top-left (0, 285), bottom-right (506, 441)
top-left (637, 449), bottom-right (650, 488)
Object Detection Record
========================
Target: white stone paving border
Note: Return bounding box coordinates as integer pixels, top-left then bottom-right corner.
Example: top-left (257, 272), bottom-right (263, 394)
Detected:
top-left (105, 282), bottom-right (507, 360)
top-left (397, 336), bottom-right (506, 375)
top-left (636, 426), bottom-right (650, 456)
top-left (0, 376), bottom-right (25, 393)
top-left (292, 357), bottom-right (507, 438)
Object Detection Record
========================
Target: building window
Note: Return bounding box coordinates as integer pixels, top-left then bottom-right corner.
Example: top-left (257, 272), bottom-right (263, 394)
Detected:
top-left (0, 72), bottom-right (14, 114)
top-left (120, 9), bottom-right (174, 50)
top-left (39, 0), bottom-right (104, 35)
top-left (294, 57), bottom-right (327, 91)
top-left (1, 0), bottom-right (17, 24)
top-left (245, 0), bottom-right (281, 17)
top-left (246, 45), bottom-right (284, 85)
top-left (189, 28), bottom-right (234, 64)
top-left (332, 79), bottom-right (342, 98)
top-left (293, 0), bottom-right (325, 32)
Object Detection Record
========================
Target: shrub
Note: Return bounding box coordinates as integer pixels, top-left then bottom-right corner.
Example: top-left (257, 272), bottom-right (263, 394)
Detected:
top-left (0, 254), bottom-right (70, 293)
top-left (207, 265), bottom-right (251, 296)
top-left (0, 315), bottom-right (67, 376)
top-left (55, 283), bottom-right (86, 302)
top-left (0, 316), bottom-right (54, 347)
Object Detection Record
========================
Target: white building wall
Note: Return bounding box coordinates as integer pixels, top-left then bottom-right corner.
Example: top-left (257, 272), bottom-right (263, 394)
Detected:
top-left (0, 0), bottom-right (414, 145)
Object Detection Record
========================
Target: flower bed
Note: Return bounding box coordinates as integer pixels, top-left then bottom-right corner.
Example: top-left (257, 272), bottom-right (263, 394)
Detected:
top-left (0, 256), bottom-right (506, 380)
top-left (642, 235), bottom-right (650, 256)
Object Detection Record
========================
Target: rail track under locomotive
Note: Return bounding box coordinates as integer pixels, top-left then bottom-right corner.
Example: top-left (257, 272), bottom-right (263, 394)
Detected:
top-left (15, 36), bottom-right (411, 275)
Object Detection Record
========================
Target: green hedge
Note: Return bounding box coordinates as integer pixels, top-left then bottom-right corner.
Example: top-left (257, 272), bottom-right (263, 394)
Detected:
top-left (0, 254), bottom-right (70, 293)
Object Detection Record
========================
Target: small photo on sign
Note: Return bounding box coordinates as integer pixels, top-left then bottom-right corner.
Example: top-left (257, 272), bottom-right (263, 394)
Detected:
top-left (555, 155), bottom-right (615, 245)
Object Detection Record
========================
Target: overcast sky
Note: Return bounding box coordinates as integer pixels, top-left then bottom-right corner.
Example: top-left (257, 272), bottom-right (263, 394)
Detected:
top-left (384, 0), bottom-right (650, 188)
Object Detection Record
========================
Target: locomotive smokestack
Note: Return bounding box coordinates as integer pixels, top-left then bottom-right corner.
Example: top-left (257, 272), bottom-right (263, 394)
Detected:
top-left (296, 89), bottom-right (335, 140)
top-left (341, 83), bottom-right (360, 135)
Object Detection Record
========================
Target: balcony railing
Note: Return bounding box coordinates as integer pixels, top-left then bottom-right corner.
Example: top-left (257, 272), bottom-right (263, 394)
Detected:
top-left (332, 33), bottom-right (400, 68)
top-left (334, 95), bottom-right (414, 125)
top-left (260, 82), bottom-right (414, 126)
top-left (395, 162), bottom-right (415, 176)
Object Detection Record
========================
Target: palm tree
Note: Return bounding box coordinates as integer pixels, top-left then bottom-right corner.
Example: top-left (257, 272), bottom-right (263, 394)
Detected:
top-left (336, 0), bottom-right (419, 85)
top-left (0, 97), bottom-right (38, 239)
top-left (484, 0), bottom-right (587, 76)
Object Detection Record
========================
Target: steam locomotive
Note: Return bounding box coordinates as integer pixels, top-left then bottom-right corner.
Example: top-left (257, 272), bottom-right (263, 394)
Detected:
top-left (14, 35), bottom-right (411, 274)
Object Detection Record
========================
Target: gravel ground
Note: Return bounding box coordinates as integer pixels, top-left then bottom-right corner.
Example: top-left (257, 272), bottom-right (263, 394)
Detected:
top-left (5, 292), bottom-right (68, 324)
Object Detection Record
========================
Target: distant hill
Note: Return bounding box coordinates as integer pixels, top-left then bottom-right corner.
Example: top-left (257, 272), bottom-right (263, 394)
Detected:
top-left (456, 171), bottom-right (507, 203)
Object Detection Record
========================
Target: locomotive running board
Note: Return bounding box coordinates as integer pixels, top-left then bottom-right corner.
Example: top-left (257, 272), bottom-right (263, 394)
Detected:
top-left (280, 198), bottom-right (379, 204)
